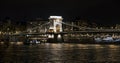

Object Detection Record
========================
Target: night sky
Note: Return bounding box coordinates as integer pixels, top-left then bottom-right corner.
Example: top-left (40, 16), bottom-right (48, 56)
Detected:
top-left (0, 0), bottom-right (119, 24)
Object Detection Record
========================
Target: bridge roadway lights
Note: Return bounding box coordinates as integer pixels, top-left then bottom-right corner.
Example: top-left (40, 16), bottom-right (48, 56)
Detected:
top-left (47, 33), bottom-right (64, 43)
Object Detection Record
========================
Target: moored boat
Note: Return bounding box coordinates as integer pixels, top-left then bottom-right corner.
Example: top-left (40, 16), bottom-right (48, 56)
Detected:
top-left (94, 36), bottom-right (120, 43)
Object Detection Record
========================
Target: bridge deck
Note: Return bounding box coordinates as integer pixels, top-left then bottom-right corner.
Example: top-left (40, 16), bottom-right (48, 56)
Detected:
top-left (10, 30), bottom-right (120, 36)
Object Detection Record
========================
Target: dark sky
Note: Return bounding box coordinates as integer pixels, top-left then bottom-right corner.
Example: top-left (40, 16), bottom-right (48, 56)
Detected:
top-left (0, 0), bottom-right (119, 24)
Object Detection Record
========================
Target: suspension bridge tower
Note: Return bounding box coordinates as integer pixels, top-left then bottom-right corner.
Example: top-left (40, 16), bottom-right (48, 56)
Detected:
top-left (48, 16), bottom-right (63, 33)
top-left (47, 16), bottom-right (64, 42)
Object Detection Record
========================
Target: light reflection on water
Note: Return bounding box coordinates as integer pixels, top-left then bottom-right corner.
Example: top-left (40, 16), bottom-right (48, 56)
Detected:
top-left (0, 43), bottom-right (120, 63)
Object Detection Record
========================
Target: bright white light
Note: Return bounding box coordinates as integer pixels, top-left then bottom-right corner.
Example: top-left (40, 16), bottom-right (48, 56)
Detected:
top-left (58, 34), bottom-right (61, 38)
top-left (51, 34), bottom-right (54, 38)
top-left (48, 35), bottom-right (54, 38)
top-left (49, 16), bottom-right (62, 19)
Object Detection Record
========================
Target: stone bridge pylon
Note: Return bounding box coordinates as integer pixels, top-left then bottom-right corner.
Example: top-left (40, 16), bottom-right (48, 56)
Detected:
top-left (48, 16), bottom-right (63, 33)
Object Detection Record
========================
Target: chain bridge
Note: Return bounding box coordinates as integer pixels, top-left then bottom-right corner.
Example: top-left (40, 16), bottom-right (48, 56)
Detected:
top-left (26, 16), bottom-right (120, 34)
top-left (10, 16), bottom-right (120, 43)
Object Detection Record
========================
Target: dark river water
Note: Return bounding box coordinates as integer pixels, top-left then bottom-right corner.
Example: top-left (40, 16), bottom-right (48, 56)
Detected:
top-left (0, 43), bottom-right (120, 63)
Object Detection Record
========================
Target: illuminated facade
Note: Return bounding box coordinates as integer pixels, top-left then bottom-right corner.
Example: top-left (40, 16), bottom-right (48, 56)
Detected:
top-left (48, 16), bottom-right (63, 33)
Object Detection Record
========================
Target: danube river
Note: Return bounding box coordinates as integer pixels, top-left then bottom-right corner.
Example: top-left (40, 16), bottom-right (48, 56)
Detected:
top-left (0, 43), bottom-right (120, 63)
